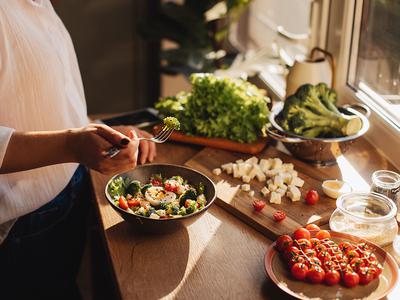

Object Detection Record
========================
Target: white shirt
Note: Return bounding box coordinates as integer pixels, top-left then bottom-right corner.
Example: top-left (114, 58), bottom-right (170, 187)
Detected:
top-left (0, 0), bottom-right (89, 242)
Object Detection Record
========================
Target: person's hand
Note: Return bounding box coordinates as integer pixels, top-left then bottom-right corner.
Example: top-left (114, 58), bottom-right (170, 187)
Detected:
top-left (68, 124), bottom-right (139, 175)
top-left (111, 126), bottom-right (157, 165)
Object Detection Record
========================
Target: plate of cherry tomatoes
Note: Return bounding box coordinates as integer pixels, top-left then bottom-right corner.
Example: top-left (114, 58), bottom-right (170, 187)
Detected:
top-left (264, 225), bottom-right (398, 300)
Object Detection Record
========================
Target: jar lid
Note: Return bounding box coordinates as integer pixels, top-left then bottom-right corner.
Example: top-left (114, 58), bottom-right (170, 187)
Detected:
top-left (336, 192), bottom-right (397, 223)
top-left (372, 170), bottom-right (400, 189)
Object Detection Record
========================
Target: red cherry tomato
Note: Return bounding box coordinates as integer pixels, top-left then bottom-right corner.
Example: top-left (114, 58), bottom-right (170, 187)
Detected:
top-left (305, 190), bottom-right (319, 205)
top-left (276, 235), bottom-right (293, 252)
top-left (310, 238), bottom-right (320, 248)
top-left (127, 199), bottom-right (140, 207)
top-left (273, 210), bottom-right (286, 222)
top-left (284, 246), bottom-right (300, 261)
top-left (315, 244), bottom-right (327, 253)
top-left (306, 266), bottom-right (325, 284)
top-left (309, 256), bottom-right (322, 267)
top-left (289, 255), bottom-right (306, 268)
top-left (291, 263), bottom-right (309, 281)
top-left (305, 224), bottom-right (321, 231)
top-left (293, 228), bottom-right (311, 240)
top-left (346, 249), bottom-right (360, 260)
top-left (164, 181), bottom-right (179, 192)
top-left (296, 238), bottom-right (312, 250)
top-left (372, 263), bottom-right (383, 278)
top-left (118, 196), bottom-right (129, 210)
top-left (305, 248), bottom-right (317, 257)
top-left (318, 251), bottom-right (332, 263)
top-left (322, 260), bottom-right (337, 272)
top-left (359, 267), bottom-right (374, 285)
top-left (343, 271), bottom-right (360, 287)
top-left (316, 230), bottom-right (331, 240)
top-left (253, 200), bottom-right (266, 212)
top-left (350, 258), bottom-right (366, 273)
top-left (151, 179), bottom-right (163, 186)
top-left (325, 270), bottom-right (341, 286)
top-left (339, 242), bottom-right (354, 253)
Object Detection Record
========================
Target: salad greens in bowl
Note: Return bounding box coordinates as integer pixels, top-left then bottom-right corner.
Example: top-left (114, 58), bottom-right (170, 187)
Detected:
top-left (105, 164), bottom-right (216, 233)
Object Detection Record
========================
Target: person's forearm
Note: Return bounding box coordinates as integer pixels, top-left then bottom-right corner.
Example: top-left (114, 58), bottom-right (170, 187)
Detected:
top-left (0, 129), bottom-right (76, 174)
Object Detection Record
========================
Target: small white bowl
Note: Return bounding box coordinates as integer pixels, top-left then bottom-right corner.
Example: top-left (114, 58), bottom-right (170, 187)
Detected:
top-left (322, 179), bottom-right (352, 199)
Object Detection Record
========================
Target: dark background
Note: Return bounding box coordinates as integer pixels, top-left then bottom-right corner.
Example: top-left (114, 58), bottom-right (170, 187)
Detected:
top-left (53, 0), bottom-right (160, 115)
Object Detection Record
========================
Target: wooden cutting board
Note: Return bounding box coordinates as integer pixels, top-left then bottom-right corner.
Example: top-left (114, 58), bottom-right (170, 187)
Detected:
top-left (153, 125), bottom-right (267, 154)
top-left (185, 146), bottom-right (338, 240)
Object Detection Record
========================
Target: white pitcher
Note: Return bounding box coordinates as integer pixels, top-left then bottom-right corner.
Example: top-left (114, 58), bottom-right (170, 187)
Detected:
top-left (286, 47), bottom-right (335, 97)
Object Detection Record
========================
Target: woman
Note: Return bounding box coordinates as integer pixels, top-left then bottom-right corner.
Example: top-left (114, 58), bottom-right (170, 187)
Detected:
top-left (0, 1), bottom-right (156, 299)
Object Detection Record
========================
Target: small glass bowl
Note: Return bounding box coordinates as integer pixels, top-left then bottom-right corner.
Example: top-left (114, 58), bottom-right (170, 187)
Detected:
top-left (329, 192), bottom-right (398, 246)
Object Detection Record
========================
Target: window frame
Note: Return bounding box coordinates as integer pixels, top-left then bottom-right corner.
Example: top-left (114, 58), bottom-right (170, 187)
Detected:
top-left (330, 0), bottom-right (400, 170)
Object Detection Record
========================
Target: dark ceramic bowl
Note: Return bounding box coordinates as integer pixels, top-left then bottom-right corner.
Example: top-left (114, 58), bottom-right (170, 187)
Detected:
top-left (105, 164), bottom-right (216, 233)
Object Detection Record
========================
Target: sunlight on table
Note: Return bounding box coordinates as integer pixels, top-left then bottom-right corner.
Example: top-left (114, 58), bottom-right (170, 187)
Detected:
top-left (336, 155), bottom-right (370, 191)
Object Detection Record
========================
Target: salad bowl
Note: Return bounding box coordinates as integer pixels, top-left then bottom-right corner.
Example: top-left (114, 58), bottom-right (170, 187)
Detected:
top-left (105, 164), bottom-right (216, 233)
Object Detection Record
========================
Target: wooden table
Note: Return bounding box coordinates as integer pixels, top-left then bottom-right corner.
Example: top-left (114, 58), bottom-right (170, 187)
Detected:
top-left (90, 139), bottom-right (400, 300)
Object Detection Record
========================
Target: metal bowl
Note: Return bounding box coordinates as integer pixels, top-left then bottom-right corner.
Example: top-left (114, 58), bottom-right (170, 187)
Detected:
top-left (105, 164), bottom-right (216, 233)
top-left (266, 102), bottom-right (370, 166)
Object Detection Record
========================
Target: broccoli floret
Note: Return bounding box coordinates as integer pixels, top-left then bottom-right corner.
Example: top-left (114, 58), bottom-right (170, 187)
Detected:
top-left (163, 116), bottom-right (180, 130)
top-left (126, 180), bottom-right (141, 196)
top-left (141, 184), bottom-right (152, 194)
top-left (278, 83), bottom-right (362, 138)
top-left (197, 182), bottom-right (205, 195)
top-left (178, 207), bottom-right (187, 216)
top-left (185, 200), bottom-right (198, 214)
top-left (179, 188), bottom-right (197, 207)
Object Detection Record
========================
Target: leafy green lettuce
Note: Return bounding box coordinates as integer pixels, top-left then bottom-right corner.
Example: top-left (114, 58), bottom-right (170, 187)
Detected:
top-left (155, 73), bottom-right (270, 143)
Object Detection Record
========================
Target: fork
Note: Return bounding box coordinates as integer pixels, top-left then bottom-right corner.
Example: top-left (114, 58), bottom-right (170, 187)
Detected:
top-left (103, 126), bottom-right (174, 158)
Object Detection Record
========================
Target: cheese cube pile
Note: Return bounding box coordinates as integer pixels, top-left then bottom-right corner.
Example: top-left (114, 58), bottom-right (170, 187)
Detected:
top-left (213, 156), bottom-right (304, 204)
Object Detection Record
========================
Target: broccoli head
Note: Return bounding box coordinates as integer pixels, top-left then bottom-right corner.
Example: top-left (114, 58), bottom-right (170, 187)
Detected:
top-left (278, 83), bottom-right (362, 138)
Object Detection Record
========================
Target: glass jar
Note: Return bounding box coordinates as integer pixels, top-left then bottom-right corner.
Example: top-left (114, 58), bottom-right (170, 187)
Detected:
top-left (371, 170), bottom-right (400, 203)
top-left (329, 192), bottom-right (398, 246)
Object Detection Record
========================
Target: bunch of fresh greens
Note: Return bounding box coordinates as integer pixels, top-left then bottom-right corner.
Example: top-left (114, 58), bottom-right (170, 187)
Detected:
top-left (278, 83), bottom-right (362, 138)
top-left (155, 73), bottom-right (270, 143)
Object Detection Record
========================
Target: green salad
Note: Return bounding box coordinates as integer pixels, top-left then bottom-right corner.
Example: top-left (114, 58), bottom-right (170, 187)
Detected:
top-left (155, 73), bottom-right (270, 143)
top-left (108, 174), bottom-right (206, 219)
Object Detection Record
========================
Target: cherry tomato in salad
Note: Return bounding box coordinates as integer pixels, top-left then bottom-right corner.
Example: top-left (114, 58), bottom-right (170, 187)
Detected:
top-left (343, 271), bottom-right (360, 287)
top-left (316, 230), bottom-right (331, 240)
top-left (276, 235), bottom-right (293, 252)
top-left (305, 190), bottom-right (319, 205)
top-left (151, 179), bottom-right (163, 186)
top-left (305, 224), bottom-right (321, 231)
top-left (291, 263), bottom-right (309, 281)
top-left (127, 199), bottom-right (140, 207)
top-left (118, 197), bottom-right (129, 210)
top-left (273, 210), bottom-right (286, 222)
top-left (325, 270), bottom-right (341, 286)
top-left (253, 200), bottom-right (266, 212)
top-left (164, 181), bottom-right (179, 192)
top-left (293, 228), bottom-right (311, 240)
top-left (306, 266), bottom-right (325, 284)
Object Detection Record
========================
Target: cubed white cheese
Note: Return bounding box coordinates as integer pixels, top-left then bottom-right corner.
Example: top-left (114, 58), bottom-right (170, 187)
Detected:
top-left (248, 164), bottom-right (261, 180)
top-left (291, 176), bottom-right (304, 187)
top-left (248, 190), bottom-right (255, 197)
top-left (272, 158), bottom-right (283, 169)
top-left (221, 163), bottom-right (233, 174)
top-left (245, 156), bottom-right (258, 165)
top-left (256, 172), bottom-right (266, 182)
top-left (265, 169), bottom-right (279, 178)
top-left (281, 172), bottom-right (292, 184)
top-left (244, 163), bottom-right (253, 175)
top-left (236, 159), bottom-right (244, 164)
top-left (287, 185), bottom-right (301, 201)
top-left (274, 175), bottom-right (284, 187)
top-left (237, 163), bottom-right (247, 177)
top-left (281, 163), bottom-right (294, 171)
top-left (288, 170), bottom-right (298, 178)
top-left (241, 184), bottom-right (251, 191)
top-left (149, 213), bottom-right (160, 219)
top-left (261, 186), bottom-right (270, 197)
top-left (268, 183), bottom-right (278, 192)
top-left (242, 175), bottom-right (250, 183)
top-left (269, 192), bottom-right (281, 204)
top-left (276, 188), bottom-right (286, 196)
top-left (233, 164), bottom-right (240, 178)
top-left (259, 159), bottom-right (272, 173)
top-left (212, 168), bottom-right (222, 175)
